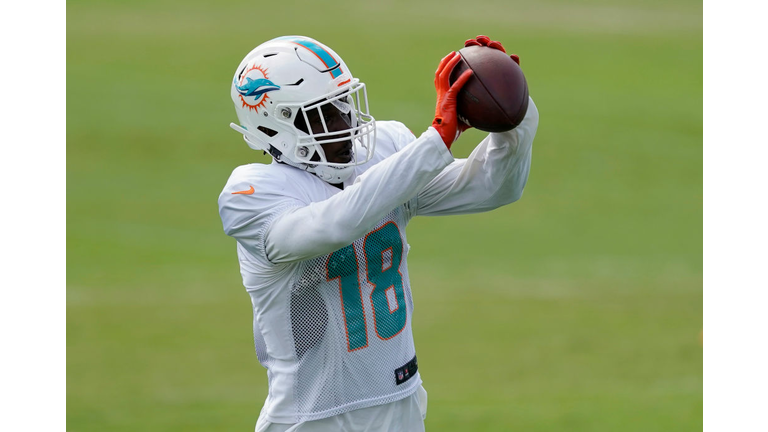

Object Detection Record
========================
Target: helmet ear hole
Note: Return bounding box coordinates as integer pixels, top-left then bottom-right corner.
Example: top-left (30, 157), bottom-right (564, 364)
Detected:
top-left (257, 126), bottom-right (278, 137)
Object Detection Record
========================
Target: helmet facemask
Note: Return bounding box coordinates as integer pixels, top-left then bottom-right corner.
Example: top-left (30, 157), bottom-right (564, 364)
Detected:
top-left (288, 81), bottom-right (375, 169)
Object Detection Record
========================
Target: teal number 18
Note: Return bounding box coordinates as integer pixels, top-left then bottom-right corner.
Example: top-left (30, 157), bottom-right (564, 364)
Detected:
top-left (326, 222), bottom-right (407, 352)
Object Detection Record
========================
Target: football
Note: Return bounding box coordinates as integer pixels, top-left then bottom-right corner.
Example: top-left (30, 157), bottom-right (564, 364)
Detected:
top-left (449, 45), bottom-right (529, 132)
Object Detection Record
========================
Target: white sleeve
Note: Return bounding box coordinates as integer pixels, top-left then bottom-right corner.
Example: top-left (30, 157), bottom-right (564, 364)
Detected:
top-left (218, 166), bottom-right (305, 268)
top-left (414, 97), bottom-right (539, 216)
top-left (265, 128), bottom-right (454, 263)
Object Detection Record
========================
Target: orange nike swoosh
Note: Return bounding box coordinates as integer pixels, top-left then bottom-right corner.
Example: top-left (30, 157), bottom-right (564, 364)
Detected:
top-left (232, 185), bottom-right (254, 195)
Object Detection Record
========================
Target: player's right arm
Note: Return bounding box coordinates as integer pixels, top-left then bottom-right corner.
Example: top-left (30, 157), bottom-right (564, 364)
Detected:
top-left (219, 128), bottom-right (453, 264)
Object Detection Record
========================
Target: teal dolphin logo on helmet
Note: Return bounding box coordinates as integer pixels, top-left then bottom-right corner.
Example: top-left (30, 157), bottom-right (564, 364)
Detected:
top-left (236, 64), bottom-right (280, 112)
top-left (236, 77), bottom-right (280, 99)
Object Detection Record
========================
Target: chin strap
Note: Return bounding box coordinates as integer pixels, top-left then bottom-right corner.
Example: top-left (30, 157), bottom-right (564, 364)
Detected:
top-left (313, 164), bottom-right (355, 184)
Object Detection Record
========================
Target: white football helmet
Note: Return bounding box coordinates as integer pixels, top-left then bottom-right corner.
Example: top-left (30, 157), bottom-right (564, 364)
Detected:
top-left (230, 36), bottom-right (376, 184)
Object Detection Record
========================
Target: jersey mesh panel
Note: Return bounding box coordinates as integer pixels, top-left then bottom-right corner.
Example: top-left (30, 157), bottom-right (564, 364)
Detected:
top-left (251, 203), bottom-right (301, 369)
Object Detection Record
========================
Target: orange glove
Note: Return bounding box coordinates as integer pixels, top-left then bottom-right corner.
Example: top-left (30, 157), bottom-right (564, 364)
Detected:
top-left (464, 35), bottom-right (520, 65)
top-left (432, 51), bottom-right (473, 149)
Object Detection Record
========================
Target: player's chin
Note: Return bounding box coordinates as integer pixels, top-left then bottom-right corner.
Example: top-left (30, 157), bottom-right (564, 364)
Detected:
top-left (333, 153), bottom-right (353, 164)
top-left (331, 142), bottom-right (354, 164)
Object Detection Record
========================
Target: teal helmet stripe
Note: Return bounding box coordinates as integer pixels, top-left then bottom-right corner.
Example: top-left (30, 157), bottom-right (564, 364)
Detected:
top-left (277, 36), bottom-right (343, 78)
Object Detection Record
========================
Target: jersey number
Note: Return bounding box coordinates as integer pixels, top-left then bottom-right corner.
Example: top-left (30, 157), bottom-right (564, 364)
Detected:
top-left (326, 222), bottom-right (407, 352)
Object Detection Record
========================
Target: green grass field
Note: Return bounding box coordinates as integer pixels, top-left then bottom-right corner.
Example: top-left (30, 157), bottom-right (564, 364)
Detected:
top-left (67, 0), bottom-right (702, 430)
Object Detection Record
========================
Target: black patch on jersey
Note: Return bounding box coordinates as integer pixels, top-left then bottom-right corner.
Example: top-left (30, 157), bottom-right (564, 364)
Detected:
top-left (394, 355), bottom-right (418, 385)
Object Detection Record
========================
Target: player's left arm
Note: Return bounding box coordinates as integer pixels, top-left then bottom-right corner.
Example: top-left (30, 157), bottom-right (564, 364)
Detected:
top-left (414, 96), bottom-right (539, 216)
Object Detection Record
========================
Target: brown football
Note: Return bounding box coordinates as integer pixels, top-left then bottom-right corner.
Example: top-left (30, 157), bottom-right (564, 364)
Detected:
top-left (449, 45), bottom-right (529, 132)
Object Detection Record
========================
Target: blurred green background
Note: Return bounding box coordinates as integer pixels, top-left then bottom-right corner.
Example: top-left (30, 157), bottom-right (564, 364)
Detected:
top-left (67, 0), bottom-right (702, 430)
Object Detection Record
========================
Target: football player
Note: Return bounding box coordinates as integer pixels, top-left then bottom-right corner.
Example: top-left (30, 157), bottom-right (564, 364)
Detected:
top-left (218, 35), bottom-right (538, 431)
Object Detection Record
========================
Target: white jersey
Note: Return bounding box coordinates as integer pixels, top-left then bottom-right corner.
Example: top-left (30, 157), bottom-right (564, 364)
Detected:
top-left (218, 99), bottom-right (539, 424)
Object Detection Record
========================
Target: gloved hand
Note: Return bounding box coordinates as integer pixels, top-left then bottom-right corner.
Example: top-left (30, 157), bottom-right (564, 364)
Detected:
top-left (464, 35), bottom-right (520, 65)
top-left (432, 51), bottom-right (473, 149)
